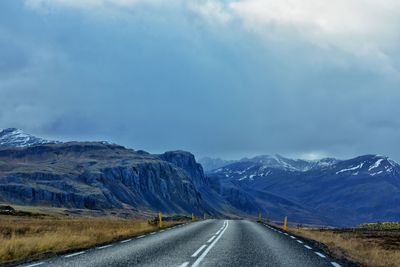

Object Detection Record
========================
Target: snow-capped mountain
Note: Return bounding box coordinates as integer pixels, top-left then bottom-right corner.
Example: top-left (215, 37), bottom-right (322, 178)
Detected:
top-left (210, 154), bottom-right (341, 180)
top-left (332, 155), bottom-right (400, 177)
top-left (209, 154), bottom-right (399, 180)
top-left (0, 128), bottom-right (60, 147)
top-left (245, 154), bottom-right (340, 172)
top-left (208, 154), bottom-right (400, 225)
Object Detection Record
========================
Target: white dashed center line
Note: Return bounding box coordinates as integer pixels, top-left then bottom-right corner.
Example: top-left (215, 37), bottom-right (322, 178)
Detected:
top-left (331, 262), bottom-right (342, 267)
top-left (296, 240), bottom-right (303, 244)
top-left (191, 221), bottom-right (229, 267)
top-left (315, 252), bottom-right (326, 258)
top-left (137, 235), bottom-right (145, 238)
top-left (207, 235), bottom-right (216, 243)
top-left (120, 239), bottom-right (132, 243)
top-left (304, 245), bottom-right (313, 250)
top-left (191, 245), bottom-right (207, 257)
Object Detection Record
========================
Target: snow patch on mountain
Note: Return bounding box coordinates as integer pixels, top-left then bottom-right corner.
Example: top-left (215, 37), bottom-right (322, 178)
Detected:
top-left (336, 163), bottom-right (364, 174)
top-left (368, 158), bottom-right (384, 171)
top-left (0, 128), bottom-right (60, 148)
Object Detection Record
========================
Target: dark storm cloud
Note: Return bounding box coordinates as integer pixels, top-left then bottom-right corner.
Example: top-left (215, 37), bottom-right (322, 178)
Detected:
top-left (1, 0), bottom-right (400, 161)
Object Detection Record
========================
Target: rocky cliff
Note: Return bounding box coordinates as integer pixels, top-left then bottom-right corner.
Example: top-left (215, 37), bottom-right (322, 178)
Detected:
top-left (0, 142), bottom-right (208, 214)
top-left (159, 151), bottom-right (209, 186)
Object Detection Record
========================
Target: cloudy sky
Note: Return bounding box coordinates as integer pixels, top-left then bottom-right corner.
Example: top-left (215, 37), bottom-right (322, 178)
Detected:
top-left (1, 0), bottom-right (400, 160)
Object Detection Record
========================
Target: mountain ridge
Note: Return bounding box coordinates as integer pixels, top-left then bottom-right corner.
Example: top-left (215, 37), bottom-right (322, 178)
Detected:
top-left (207, 154), bottom-right (400, 225)
top-left (1, 128), bottom-right (399, 226)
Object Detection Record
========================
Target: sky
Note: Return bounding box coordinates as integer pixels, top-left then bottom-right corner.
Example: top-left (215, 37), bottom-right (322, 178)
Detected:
top-left (1, 0), bottom-right (400, 161)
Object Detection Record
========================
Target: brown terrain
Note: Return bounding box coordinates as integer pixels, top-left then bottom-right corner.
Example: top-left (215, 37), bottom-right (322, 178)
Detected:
top-left (280, 222), bottom-right (400, 267)
top-left (0, 205), bottom-right (187, 266)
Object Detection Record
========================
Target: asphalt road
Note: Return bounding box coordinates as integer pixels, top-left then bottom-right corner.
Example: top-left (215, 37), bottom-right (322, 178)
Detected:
top-left (21, 220), bottom-right (344, 267)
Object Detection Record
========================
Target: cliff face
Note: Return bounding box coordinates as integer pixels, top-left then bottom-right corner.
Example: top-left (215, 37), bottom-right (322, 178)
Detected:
top-left (158, 151), bottom-right (209, 187)
top-left (0, 143), bottom-right (206, 214)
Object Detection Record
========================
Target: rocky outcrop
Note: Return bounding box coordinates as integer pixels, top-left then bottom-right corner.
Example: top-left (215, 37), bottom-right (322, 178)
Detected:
top-left (0, 143), bottom-right (207, 214)
top-left (159, 151), bottom-right (209, 186)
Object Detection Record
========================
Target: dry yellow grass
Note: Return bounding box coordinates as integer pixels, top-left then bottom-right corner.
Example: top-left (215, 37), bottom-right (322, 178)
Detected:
top-left (290, 227), bottom-right (400, 267)
top-left (0, 214), bottom-right (182, 265)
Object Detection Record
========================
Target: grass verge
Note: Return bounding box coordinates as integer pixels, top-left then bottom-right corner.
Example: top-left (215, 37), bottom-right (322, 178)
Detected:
top-left (0, 214), bottom-right (184, 265)
top-left (289, 224), bottom-right (400, 267)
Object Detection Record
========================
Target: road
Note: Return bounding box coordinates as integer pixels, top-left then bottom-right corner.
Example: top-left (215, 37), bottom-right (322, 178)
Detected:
top-left (21, 220), bottom-right (344, 267)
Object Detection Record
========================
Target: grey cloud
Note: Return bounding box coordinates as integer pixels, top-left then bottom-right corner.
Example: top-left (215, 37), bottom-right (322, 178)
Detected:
top-left (1, 0), bottom-right (400, 161)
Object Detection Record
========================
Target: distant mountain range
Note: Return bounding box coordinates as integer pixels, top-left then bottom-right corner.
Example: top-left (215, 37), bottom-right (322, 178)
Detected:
top-left (0, 128), bottom-right (399, 226)
top-left (206, 154), bottom-right (400, 226)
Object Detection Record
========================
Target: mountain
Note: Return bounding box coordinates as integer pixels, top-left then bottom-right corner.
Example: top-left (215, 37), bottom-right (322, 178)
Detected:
top-left (0, 128), bottom-right (60, 147)
top-left (0, 141), bottom-right (221, 215)
top-left (207, 154), bottom-right (400, 226)
top-left (1, 129), bottom-right (398, 226)
top-left (198, 157), bottom-right (237, 172)
top-left (0, 130), bottom-right (244, 217)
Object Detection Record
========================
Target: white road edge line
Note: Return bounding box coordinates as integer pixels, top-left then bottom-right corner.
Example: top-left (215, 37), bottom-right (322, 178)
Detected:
top-left (160, 230), bottom-right (165, 232)
top-left (207, 235), bottom-right (216, 243)
top-left (150, 232), bottom-right (156, 235)
top-left (178, 261), bottom-right (190, 267)
top-left (120, 239), bottom-right (132, 243)
top-left (64, 251), bottom-right (86, 258)
top-left (137, 235), bottom-right (145, 238)
top-left (191, 221), bottom-right (229, 267)
top-left (191, 245), bottom-right (207, 257)
top-left (97, 244), bottom-right (113, 250)
top-left (215, 230), bottom-right (221, 235)
top-left (331, 262), bottom-right (342, 267)
top-left (315, 252), bottom-right (326, 258)
top-left (24, 263), bottom-right (44, 267)
top-left (304, 245), bottom-right (312, 250)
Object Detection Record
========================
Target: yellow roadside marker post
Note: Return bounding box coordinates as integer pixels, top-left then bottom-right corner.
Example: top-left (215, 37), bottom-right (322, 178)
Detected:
top-left (283, 216), bottom-right (288, 231)
top-left (192, 213), bottom-right (195, 221)
top-left (258, 212), bottom-right (262, 222)
top-left (159, 212), bottom-right (163, 228)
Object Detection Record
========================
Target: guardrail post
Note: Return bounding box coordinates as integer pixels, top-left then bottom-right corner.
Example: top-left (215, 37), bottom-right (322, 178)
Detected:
top-left (159, 212), bottom-right (163, 228)
top-left (283, 216), bottom-right (288, 231)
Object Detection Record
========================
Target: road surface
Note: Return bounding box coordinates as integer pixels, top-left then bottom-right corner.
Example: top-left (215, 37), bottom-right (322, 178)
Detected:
top-left (21, 220), bottom-right (345, 267)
